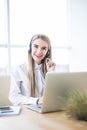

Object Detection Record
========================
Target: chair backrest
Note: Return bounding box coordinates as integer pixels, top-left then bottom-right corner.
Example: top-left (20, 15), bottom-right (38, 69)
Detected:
top-left (0, 75), bottom-right (12, 106)
top-left (55, 64), bottom-right (69, 72)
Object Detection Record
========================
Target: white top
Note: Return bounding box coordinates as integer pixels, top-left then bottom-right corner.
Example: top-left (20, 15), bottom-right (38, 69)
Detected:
top-left (9, 63), bottom-right (45, 105)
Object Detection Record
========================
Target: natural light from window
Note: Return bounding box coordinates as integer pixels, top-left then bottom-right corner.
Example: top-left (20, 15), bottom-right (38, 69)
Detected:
top-left (0, 0), bottom-right (70, 74)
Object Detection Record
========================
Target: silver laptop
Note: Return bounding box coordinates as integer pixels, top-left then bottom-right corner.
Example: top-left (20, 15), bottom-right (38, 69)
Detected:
top-left (26, 71), bottom-right (87, 113)
top-left (0, 75), bottom-right (11, 106)
top-left (0, 75), bottom-right (21, 116)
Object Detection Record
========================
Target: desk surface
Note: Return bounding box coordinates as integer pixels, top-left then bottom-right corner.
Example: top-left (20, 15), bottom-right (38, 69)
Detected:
top-left (0, 106), bottom-right (87, 130)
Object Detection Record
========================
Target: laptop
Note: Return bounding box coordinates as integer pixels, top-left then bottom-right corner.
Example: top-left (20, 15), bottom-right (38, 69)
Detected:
top-left (26, 71), bottom-right (87, 113)
top-left (0, 75), bottom-right (21, 116)
top-left (0, 75), bottom-right (12, 106)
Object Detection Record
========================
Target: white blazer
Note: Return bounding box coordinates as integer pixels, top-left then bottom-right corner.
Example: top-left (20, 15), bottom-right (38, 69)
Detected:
top-left (9, 62), bottom-right (45, 105)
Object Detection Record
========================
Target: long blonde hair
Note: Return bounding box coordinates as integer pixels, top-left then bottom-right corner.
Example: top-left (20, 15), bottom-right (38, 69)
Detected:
top-left (28, 34), bottom-right (52, 97)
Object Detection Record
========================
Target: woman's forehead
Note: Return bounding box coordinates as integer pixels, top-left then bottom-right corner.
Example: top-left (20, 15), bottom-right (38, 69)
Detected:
top-left (32, 39), bottom-right (49, 47)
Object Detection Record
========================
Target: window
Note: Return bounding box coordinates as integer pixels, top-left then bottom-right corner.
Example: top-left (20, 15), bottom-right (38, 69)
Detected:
top-left (0, 0), bottom-right (70, 74)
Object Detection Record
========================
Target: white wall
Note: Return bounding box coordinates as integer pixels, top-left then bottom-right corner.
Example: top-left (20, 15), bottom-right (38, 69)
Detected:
top-left (67, 0), bottom-right (87, 72)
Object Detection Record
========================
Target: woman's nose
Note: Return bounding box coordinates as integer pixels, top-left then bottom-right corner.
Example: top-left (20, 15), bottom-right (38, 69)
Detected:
top-left (37, 48), bottom-right (42, 53)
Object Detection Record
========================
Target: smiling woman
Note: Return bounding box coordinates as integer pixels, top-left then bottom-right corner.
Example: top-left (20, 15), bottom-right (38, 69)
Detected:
top-left (29, 34), bottom-right (51, 64)
top-left (9, 34), bottom-right (56, 105)
top-left (0, 0), bottom-right (69, 75)
top-left (31, 39), bottom-right (49, 64)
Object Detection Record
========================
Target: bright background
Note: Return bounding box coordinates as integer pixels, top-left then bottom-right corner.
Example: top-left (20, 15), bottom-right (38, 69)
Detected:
top-left (0, 0), bottom-right (87, 74)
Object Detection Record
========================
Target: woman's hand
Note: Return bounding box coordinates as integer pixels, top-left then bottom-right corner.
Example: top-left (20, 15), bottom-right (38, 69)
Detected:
top-left (37, 97), bottom-right (43, 104)
top-left (45, 58), bottom-right (56, 72)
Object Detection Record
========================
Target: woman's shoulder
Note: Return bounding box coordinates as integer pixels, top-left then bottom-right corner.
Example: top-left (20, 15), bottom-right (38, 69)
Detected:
top-left (12, 62), bottom-right (28, 76)
top-left (18, 62), bottom-right (27, 70)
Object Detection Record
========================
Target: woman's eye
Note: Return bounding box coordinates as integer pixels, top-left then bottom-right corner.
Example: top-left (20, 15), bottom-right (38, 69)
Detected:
top-left (34, 45), bottom-right (38, 48)
top-left (42, 47), bottom-right (47, 50)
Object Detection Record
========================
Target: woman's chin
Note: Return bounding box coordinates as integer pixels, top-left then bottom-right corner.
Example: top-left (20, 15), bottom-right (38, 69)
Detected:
top-left (35, 59), bottom-right (41, 64)
top-left (33, 56), bottom-right (44, 64)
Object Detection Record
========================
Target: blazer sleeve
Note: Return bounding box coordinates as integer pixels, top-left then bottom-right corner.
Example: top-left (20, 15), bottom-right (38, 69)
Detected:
top-left (9, 65), bottom-right (38, 105)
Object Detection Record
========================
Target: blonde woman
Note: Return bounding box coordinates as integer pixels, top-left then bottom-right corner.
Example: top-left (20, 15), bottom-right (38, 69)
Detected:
top-left (9, 34), bottom-right (56, 105)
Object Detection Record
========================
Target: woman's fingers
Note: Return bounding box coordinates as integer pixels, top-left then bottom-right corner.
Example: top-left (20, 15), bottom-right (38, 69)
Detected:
top-left (45, 58), bottom-right (56, 71)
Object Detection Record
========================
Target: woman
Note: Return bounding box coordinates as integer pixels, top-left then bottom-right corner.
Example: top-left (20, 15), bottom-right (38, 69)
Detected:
top-left (9, 34), bottom-right (56, 105)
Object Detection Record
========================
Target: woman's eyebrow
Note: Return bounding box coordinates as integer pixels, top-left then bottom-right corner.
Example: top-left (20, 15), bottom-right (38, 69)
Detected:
top-left (33, 44), bottom-right (38, 46)
top-left (42, 46), bottom-right (48, 49)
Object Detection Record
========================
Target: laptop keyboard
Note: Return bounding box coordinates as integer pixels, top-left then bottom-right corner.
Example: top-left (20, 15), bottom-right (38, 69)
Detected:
top-left (37, 104), bottom-right (42, 108)
top-left (26, 104), bottom-right (42, 111)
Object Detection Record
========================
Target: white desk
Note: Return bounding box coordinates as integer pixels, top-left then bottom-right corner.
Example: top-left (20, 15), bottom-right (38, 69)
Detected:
top-left (0, 106), bottom-right (87, 130)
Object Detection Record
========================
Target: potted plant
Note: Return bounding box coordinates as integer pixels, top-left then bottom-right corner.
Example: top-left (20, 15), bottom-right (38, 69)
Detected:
top-left (65, 91), bottom-right (87, 121)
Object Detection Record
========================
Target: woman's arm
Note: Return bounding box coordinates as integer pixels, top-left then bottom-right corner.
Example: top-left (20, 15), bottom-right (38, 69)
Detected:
top-left (9, 64), bottom-right (38, 105)
top-left (9, 76), bottom-right (38, 105)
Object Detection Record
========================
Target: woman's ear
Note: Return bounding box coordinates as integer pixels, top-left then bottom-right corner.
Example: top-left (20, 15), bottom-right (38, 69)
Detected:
top-left (41, 50), bottom-right (50, 63)
top-left (45, 50), bottom-right (50, 58)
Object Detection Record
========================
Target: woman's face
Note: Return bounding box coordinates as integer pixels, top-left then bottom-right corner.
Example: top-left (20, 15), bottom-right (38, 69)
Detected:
top-left (31, 38), bottom-right (49, 64)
